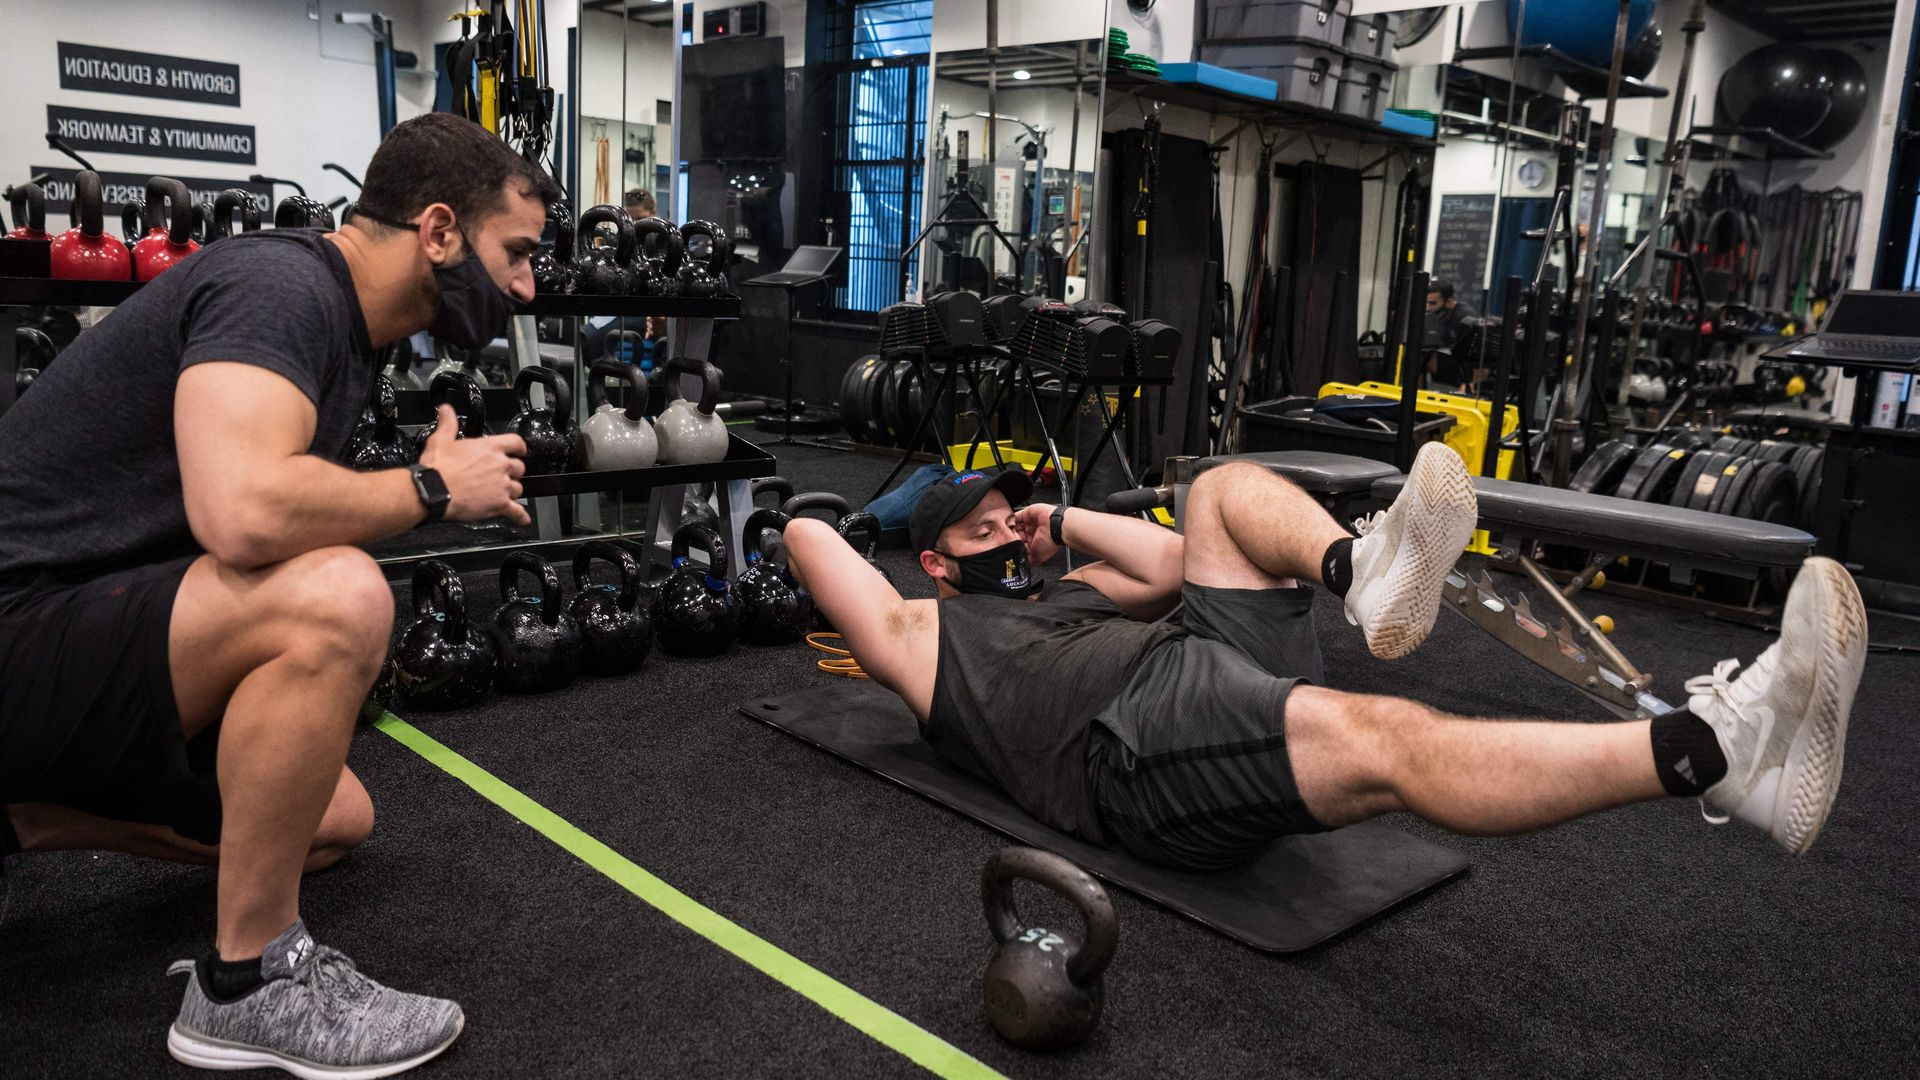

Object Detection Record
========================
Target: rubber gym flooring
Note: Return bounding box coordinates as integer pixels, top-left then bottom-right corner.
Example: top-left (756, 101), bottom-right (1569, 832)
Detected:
top-left (4, 432), bottom-right (1918, 1078)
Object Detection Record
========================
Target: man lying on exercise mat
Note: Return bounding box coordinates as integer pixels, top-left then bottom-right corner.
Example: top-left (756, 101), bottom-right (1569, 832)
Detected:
top-left (782, 444), bottom-right (1867, 871)
top-left (0, 113), bottom-right (547, 1077)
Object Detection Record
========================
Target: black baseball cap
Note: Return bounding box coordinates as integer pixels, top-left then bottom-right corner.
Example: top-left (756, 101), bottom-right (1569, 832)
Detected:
top-left (908, 468), bottom-right (1034, 553)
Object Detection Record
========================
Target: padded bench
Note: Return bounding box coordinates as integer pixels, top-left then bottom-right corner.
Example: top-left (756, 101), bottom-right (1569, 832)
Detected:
top-left (1195, 451), bottom-right (1403, 500)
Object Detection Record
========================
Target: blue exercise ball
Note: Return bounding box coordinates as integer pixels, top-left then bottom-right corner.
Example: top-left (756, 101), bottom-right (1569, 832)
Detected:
top-left (1506, 0), bottom-right (1658, 70)
top-left (1717, 43), bottom-right (1832, 141)
top-left (1801, 48), bottom-right (1870, 150)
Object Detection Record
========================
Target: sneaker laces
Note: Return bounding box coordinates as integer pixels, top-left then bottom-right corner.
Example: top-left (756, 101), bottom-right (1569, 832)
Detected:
top-left (1351, 510), bottom-right (1386, 537)
top-left (1683, 657), bottom-right (1777, 826)
top-left (293, 946), bottom-right (378, 1019)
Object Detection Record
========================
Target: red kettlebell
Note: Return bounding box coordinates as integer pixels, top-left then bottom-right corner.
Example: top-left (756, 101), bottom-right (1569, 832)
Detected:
top-left (50, 170), bottom-right (133, 281)
top-left (132, 177), bottom-right (199, 281)
top-left (6, 183), bottom-right (49, 239)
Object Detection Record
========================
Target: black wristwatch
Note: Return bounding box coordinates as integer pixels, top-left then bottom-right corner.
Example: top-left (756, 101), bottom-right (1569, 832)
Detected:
top-left (410, 465), bottom-right (450, 524)
top-left (1049, 503), bottom-right (1067, 546)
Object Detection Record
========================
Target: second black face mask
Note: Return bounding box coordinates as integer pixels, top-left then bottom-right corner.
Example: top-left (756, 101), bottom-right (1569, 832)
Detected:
top-left (945, 539), bottom-right (1045, 600)
top-left (429, 232), bottom-right (516, 349)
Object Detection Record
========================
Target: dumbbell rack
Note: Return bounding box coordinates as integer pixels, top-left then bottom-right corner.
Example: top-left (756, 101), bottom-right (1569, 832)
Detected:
top-left (0, 276), bottom-right (769, 583)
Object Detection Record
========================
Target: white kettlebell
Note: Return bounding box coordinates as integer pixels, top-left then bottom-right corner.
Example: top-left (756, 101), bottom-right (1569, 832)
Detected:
top-left (581, 347), bottom-right (656, 471)
top-left (654, 355), bottom-right (729, 464)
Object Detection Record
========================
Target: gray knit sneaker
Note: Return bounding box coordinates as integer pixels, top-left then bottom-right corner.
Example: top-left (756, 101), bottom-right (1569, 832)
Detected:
top-left (166, 920), bottom-right (464, 1079)
top-left (1344, 441), bottom-right (1478, 659)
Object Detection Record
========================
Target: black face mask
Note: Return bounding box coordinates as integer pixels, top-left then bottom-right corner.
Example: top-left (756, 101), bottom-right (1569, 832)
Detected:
top-left (940, 539), bottom-right (1045, 600)
top-left (429, 232), bottom-right (516, 349)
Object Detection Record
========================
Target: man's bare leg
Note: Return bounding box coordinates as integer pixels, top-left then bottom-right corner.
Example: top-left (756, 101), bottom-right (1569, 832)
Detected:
top-left (1181, 460), bottom-right (1352, 589)
top-left (6, 765), bottom-right (373, 874)
top-left (167, 547), bottom-right (392, 961)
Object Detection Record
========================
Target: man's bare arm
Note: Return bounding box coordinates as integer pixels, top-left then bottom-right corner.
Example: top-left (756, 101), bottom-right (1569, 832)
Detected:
top-left (177, 362), bottom-right (529, 569)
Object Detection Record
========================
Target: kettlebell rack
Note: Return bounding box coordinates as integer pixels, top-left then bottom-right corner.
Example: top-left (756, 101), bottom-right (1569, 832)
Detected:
top-left (0, 276), bottom-right (772, 585)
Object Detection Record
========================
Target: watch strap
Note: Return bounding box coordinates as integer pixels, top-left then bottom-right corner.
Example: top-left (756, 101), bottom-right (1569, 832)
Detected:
top-left (1049, 503), bottom-right (1067, 546)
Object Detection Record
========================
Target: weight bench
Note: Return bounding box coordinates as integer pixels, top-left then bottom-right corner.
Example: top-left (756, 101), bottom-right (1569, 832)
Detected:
top-left (1134, 451), bottom-right (1816, 720)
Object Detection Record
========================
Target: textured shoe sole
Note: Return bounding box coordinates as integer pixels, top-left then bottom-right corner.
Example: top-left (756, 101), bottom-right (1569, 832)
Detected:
top-left (167, 1015), bottom-right (463, 1080)
top-left (1364, 444), bottom-right (1478, 659)
top-left (1775, 557), bottom-right (1867, 855)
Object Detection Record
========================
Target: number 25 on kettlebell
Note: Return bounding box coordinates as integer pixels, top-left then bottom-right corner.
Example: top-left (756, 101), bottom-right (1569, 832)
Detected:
top-left (1018, 928), bottom-right (1066, 952)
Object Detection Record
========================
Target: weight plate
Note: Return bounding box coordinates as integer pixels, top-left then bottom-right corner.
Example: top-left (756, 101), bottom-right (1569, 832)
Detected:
top-left (838, 356), bottom-right (871, 440)
top-left (1569, 438), bottom-right (1640, 495)
top-left (1711, 435), bottom-right (1743, 453)
top-left (1757, 440), bottom-right (1796, 464)
top-left (1631, 446), bottom-right (1691, 503)
top-left (1669, 449), bottom-right (1719, 509)
top-left (855, 356), bottom-right (890, 443)
top-left (1737, 461), bottom-right (1795, 523)
top-left (1684, 451), bottom-right (1734, 511)
top-left (1709, 455), bottom-right (1757, 516)
top-left (1617, 444), bottom-right (1675, 501)
top-left (1795, 446), bottom-right (1825, 529)
top-left (879, 359), bottom-right (915, 445)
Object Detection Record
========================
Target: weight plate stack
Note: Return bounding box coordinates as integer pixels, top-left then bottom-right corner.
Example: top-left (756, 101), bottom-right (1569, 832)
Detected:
top-left (1618, 444), bottom-right (1676, 502)
top-left (1794, 445), bottom-right (1826, 529)
top-left (1569, 438), bottom-right (1640, 495)
top-left (1735, 461), bottom-right (1797, 523)
top-left (1757, 440), bottom-right (1797, 464)
top-left (1708, 456), bottom-right (1758, 516)
top-left (1668, 449), bottom-right (1720, 509)
top-left (1711, 435), bottom-right (1743, 453)
top-left (1681, 451), bottom-right (1734, 510)
top-left (839, 356), bottom-right (879, 442)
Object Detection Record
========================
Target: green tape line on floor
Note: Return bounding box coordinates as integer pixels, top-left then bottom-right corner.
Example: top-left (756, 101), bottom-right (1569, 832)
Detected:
top-left (372, 711), bottom-right (1003, 1080)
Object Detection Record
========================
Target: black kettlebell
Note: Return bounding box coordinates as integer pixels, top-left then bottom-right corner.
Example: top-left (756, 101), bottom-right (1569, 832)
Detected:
top-left (566, 540), bottom-right (652, 676)
top-left (492, 551), bottom-right (583, 694)
top-left (980, 847), bottom-right (1119, 1052)
top-left (575, 204), bottom-right (634, 295)
top-left (345, 374), bottom-right (411, 471)
top-left (532, 202), bottom-right (580, 295)
top-left (509, 365), bottom-right (584, 475)
top-left (676, 219), bottom-right (730, 297)
top-left (274, 194), bottom-right (335, 230)
top-left (781, 492), bottom-right (853, 630)
top-left (651, 522), bottom-right (735, 657)
top-left (628, 216), bottom-right (685, 296)
top-left (14, 326), bottom-right (55, 396)
top-left (681, 480), bottom-right (721, 534)
top-left (208, 188), bottom-right (261, 242)
top-left (751, 476), bottom-right (795, 563)
top-left (390, 560), bottom-right (496, 710)
top-left (413, 369), bottom-right (488, 458)
top-left (732, 509), bottom-right (813, 646)
top-left (835, 510), bottom-right (893, 586)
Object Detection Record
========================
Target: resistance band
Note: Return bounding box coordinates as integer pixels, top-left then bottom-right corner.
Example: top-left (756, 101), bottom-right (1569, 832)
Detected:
top-left (371, 711), bottom-right (997, 1079)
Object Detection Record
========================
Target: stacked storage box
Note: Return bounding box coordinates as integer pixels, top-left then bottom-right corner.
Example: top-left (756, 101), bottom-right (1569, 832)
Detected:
top-left (1199, 0), bottom-right (1398, 123)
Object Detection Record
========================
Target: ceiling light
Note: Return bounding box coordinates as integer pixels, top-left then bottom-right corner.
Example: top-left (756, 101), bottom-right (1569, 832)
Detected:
top-left (1012, 69), bottom-right (1032, 81)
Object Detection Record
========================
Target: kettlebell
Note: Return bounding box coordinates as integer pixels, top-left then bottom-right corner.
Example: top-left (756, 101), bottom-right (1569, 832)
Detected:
top-left (206, 188), bottom-right (262, 242)
top-left (492, 551), bottom-right (583, 694)
top-left (653, 356), bottom-right (728, 464)
top-left (628, 216), bottom-right (685, 296)
top-left (581, 354), bottom-right (656, 470)
top-left (566, 540), bottom-right (653, 676)
top-left (120, 201), bottom-right (146, 250)
top-left (651, 522), bottom-right (735, 657)
top-left (575, 204), bottom-right (634, 295)
top-left (681, 481), bottom-right (722, 534)
top-left (751, 476), bottom-right (795, 563)
top-left (132, 177), bottom-right (199, 281)
top-left (732, 509), bottom-right (813, 646)
top-left (50, 171), bottom-right (131, 281)
top-left (13, 326), bottom-right (56, 397)
top-left (675, 219), bottom-right (730, 297)
top-left (781, 492), bottom-right (852, 629)
top-left (532, 203), bottom-right (581, 295)
top-left (412, 369), bottom-right (489, 458)
top-left (509, 365), bottom-right (585, 475)
top-left (835, 511), bottom-right (893, 586)
top-left (274, 194), bottom-right (336, 230)
top-left (5, 182), bottom-right (48, 239)
top-left (344, 374), bottom-right (411, 471)
top-left (390, 560), bottom-right (497, 710)
top-left (980, 847), bottom-right (1118, 1052)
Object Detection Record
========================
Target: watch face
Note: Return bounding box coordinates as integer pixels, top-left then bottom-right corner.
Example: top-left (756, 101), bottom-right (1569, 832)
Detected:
top-left (1516, 159), bottom-right (1548, 191)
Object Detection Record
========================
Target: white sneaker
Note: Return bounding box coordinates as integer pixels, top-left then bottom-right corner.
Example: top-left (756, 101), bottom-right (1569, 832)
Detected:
top-left (1345, 442), bottom-right (1478, 659)
top-left (1688, 557), bottom-right (1868, 855)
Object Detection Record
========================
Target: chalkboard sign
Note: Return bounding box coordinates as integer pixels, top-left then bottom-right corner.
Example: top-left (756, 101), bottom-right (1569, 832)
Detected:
top-left (1431, 193), bottom-right (1496, 302)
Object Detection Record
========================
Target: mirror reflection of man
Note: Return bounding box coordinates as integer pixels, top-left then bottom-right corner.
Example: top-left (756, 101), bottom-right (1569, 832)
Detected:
top-left (1424, 279), bottom-right (1475, 347)
top-left (623, 188), bottom-right (656, 222)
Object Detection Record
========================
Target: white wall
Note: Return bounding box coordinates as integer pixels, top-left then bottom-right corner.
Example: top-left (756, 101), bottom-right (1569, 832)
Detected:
top-left (1108, 0), bottom-right (1190, 66)
top-left (940, 0), bottom-right (1109, 53)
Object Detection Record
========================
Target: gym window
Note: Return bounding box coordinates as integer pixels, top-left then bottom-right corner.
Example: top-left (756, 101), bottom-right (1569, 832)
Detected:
top-left (826, 0), bottom-right (931, 315)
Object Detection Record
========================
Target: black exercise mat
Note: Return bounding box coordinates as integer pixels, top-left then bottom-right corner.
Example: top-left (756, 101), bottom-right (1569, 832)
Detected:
top-left (739, 680), bottom-right (1470, 953)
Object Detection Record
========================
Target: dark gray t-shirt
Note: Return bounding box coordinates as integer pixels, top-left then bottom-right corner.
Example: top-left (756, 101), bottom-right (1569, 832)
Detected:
top-left (926, 579), bottom-right (1184, 843)
top-left (0, 231), bottom-right (372, 601)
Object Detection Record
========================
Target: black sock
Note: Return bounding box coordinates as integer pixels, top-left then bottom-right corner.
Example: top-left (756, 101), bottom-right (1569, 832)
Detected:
top-left (1321, 537), bottom-right (1355, 597)
top-left (1649, 708), bottom-right (1729, 797)
top-left (202, 953), bottom-right (267, 1002)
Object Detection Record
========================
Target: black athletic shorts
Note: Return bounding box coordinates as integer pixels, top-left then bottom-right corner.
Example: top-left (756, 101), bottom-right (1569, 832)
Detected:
top-left (1087, 583), bottom-right (1332, 871)
top-left (0, 556), bottom-right (222, 845)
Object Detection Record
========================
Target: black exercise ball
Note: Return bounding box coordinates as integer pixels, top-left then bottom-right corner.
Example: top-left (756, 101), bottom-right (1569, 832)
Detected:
top-left (1624, 18), bottom-right (1661, 80)
top-left (1802, 48), bottom-right (1870, 150)
top-left (1717, 43), bottom-right (1832, 140)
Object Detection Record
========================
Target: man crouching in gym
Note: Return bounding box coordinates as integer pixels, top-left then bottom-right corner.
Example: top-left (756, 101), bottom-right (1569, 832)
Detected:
top-left (0, 114), bottom-right (545, 1076)
top-left (783, 446), bottom-right (1867, 872)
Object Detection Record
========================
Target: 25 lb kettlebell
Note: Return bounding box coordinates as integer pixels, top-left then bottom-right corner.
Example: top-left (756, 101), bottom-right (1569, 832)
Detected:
top-left (581, 356), bottom-right (656, 470)
top-left (509, 365), bottom-right (584, 475)
top-left (132, 177), bottom-right (199, 281)
top-left (652, 523), bottom-right (735, 657)
top-left (732, 509), bottom-right (813, 646)
top-left (344, 374), bottom-right (411, 471)
top-left (653, 356), bottom-right (728, 464)
top-left (50, 171), bottom-right (131, 281)
top-left (412, 369), bottom-right (489, 458)
top-left (5, 182), bottom-right (49, 239)
top-left (628, 216), bottom-right (685, 296)
top-left (575, 204), bottom-right (634, 295)
top-left (390, 560), bottom-right (497, 710)
top-left (980, 847), bottom-right (1118, 1052)
top-left (492, 551), bottom-right (583, 694)
top-left (566, 540), bottom-right (653, 676)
